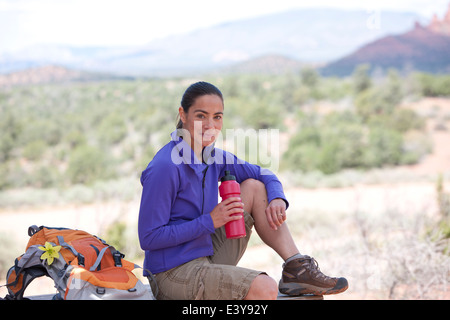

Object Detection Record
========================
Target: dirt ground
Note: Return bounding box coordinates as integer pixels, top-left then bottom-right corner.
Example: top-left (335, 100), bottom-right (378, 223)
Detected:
top-left (1, 97), bottom-right (449, 300)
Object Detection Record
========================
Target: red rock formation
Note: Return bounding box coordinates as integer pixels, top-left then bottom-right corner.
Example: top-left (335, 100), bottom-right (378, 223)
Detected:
top-left (426, 3), bottom-right (450, 36)
top-left (321, 3), bottom-right (450, 76)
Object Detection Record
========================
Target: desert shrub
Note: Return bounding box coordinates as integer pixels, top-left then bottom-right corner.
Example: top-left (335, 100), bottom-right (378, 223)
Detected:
top-left (416, 73), bottom-right (450, 97)
top-left (0, 232), bottom-right (21, 277)
top-left (363, 127), bottom-right (403, 167)
top-left (22, 140), bottom-right (47, 161)
top-left (282, 107), bottom-right (425, 174)
top-left (436, 174), bottom-right (450, 242)
top-left (97, 113), bottom-right (128, 145)
top-left (352, 64), bottom-right (372, 94)
top-left (67, 144), bottom-right (115, 185)
top-left (283, 67), bottom-right (429, 174)
top-left (103, 221), bottom-right (143, 260)
top-left (0, 70), bottom-right (438, 202)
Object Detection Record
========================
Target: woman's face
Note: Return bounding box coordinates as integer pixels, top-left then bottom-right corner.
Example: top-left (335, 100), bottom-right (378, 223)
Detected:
top-left (179, 94), bottom-right (224, 149)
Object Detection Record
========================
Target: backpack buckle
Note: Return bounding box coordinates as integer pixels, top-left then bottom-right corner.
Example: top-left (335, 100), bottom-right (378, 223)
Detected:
top-left (112, 252), bottom-right (124, 267)
top-left (77, 253), bottom-right (85, 267)
top-left (28, 225), bottom-right (40, 237)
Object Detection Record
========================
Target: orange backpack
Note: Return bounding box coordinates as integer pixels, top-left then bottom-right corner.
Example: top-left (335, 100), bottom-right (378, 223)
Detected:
top-left (3, 225), bottom-right (156, 300)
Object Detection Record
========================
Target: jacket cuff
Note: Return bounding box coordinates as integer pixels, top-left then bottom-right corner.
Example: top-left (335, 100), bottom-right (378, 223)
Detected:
top-left (199, 213), bottom-right (216, 233)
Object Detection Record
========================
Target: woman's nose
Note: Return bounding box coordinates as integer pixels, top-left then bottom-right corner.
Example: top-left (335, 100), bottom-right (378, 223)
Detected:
top-left (204, 118), bottom-right (214, 129)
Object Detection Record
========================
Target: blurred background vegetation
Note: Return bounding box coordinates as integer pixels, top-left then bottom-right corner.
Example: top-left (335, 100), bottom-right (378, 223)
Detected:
top-left (1, 66), bottom-right (449, 208)
top-left (1, 66), bottom-right (449, 299)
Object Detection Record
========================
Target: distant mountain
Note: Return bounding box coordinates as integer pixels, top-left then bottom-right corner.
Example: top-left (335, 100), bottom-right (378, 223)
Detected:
top-left (321, 5), bottom-right (450, 76)
top-left (0, 65), bottom-right (132, 88)
top-left (220, 54), bottom-right (308, 75)
top-left (0, 45), bottom-right (136, 74)
top-left (95, 8), bottom-right (421, 76)
top-left (0, 65), bottom-right (81, 87)
top-left (0, 8), bottom-right (423, 76)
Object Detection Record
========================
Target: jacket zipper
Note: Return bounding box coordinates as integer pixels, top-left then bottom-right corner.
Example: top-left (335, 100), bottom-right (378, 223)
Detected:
top-left (201, 165), bottom-right (209, 215)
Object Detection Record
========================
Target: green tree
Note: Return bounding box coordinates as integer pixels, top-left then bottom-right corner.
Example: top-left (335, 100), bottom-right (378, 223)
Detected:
top-left (363, 127), bottom-right (403, 168)
top-left (300, 67), bottom-right (319, 88)
top-left (67, 145), bottom-right (114, 185)
top-left (352, 64), bottom-right (372, 94)
top-left (0, 162), bottom-right (10, 190)
top-left (23, 140), bottom-right (47, 161)
top-left (313, 112), bottom-right (366, 174)
top-left (241, 99), bottom-right (283, 130)
top-left (416, 73), bottom-right (450, 97)
top-left (0, 110), bottom-right (21, 161)
top-left (383, 69), bottom-right (403, 107)
top-left (317, 139), bottom-right (342, 174)
top-left (97, 113), bottom-right (128, 145)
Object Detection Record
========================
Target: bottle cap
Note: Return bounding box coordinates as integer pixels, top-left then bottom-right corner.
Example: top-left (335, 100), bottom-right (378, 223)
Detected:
top-left (221, 170), bottom-right (236, 182)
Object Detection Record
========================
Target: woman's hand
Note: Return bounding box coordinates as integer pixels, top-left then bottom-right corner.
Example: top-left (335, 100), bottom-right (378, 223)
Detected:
top-left (265, 198), bottom-right (287, 230)
top-left (210, 197), bottom-right (244, 229)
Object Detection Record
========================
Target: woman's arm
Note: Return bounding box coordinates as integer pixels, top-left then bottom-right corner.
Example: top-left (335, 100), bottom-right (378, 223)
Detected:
top-left (222, 153), bottom-right (289, 209)
top-left (221, 152), bottom-right (289, 230)
top-left (138, 162), bottom-right (215, 251)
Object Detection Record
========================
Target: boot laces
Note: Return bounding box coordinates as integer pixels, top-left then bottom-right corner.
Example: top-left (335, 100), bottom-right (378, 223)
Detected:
top-left (302, 256), bottom-right (327, 281)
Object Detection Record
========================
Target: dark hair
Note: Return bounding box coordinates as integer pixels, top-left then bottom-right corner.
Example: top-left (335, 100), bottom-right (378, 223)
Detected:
top-left (176, 81), bottom-right (224, 129)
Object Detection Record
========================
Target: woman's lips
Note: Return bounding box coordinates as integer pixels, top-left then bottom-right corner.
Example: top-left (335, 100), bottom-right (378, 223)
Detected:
top-left (201, 129), bottom-right (218, 141)
top-left (202, 133), bottom-right (215, 140)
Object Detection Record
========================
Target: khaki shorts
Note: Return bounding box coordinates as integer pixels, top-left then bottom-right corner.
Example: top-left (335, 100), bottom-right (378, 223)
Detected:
top-left (153, 212), bottom-right (264, 300)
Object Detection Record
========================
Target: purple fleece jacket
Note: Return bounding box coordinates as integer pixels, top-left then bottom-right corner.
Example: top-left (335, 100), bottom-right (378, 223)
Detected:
top-left (138, 130), bottom-right (288, 274)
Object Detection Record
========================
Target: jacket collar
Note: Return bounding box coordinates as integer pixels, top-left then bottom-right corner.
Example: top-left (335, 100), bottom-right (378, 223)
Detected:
top-left (170, 130), bottom-right (216, 172)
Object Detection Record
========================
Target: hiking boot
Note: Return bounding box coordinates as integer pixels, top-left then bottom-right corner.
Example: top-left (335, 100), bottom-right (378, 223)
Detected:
top-left (279, 255), bottom-right (348, 296)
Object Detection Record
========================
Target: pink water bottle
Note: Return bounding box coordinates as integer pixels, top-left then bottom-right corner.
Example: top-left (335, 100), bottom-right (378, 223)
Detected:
top-left (219, 171), bottom-right (246, 239)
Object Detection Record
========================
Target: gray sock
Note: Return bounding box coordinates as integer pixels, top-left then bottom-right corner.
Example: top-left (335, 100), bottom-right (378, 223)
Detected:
top-left (284, 253), bottom-right (304, 264)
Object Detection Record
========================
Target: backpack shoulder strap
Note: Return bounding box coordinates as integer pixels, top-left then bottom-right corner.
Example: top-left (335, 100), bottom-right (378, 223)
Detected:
top-left (89, 246), bottom-right (111, 271)
top-left (2, 254), bottom-right (48, 300)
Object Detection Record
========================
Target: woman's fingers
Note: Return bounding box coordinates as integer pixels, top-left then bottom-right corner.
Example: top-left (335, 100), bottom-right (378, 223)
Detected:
top-left (265, 206), bottom-right (286, 231)
top-left (211, 197), bottom-right (244, 228)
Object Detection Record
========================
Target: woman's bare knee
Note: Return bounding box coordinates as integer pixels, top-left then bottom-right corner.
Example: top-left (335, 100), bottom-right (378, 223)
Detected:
top-left (240, 179), bottom-right (267, 213)
top-left (240, 179), bottom-right (265, 194)
top-left (244, 274), bottom-right (278, 300)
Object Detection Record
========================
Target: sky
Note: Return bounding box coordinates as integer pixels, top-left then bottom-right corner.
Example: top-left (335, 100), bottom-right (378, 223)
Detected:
top-left (0, 0), bottom-right (449, 53)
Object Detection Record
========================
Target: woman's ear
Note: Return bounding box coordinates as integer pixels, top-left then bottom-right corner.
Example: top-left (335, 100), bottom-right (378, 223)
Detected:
top-left (179, 106), bottom-right (186, 124)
